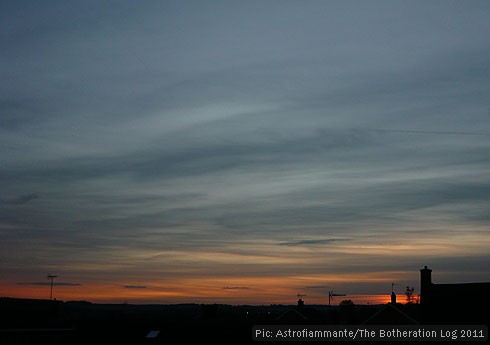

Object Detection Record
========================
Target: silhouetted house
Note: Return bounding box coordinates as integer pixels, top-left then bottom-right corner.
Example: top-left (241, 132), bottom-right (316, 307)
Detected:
top-left (276, 308), bottom-right (308, 324)
top-left (362, 303), bottom-right (419, 325)
top-left (198, 304), bottom-right (219, 319)
top-left (420, 266), bottom-right (490, 324)
top-left (420, 266), bottom-right (490, 306)
top-left (275, 298), bottom-right (311, 324)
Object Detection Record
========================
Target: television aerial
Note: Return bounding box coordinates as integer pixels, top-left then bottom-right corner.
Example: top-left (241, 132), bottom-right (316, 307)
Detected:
top-left (47, 274), bottom-right (58, 300)
top-left (297, 293), bottom-right (307, 300)
top-left (391, 282), bottom-right (400, 293)
top-left (328, 291), bottom-right (346, 306)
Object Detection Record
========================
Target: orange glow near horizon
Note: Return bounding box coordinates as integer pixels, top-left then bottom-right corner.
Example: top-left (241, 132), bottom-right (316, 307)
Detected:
top-left (2, 230), bottom-right (482, 306)
top-left (0, 273), bottom-right (397, 306)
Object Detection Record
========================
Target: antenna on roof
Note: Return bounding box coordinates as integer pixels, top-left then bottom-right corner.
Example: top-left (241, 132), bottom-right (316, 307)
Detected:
top-left (296, 292), bottom-right (307, 308)
top-left (329, 291), bottom-right (346, 306)
top-left (391, 282), bottom-right (400, 293)
top-left (47, 274), bottom-right (58, 300)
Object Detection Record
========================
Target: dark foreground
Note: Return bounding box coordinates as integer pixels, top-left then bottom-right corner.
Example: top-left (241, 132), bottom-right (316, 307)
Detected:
top-left (0, 297), bottom-right (488, 344)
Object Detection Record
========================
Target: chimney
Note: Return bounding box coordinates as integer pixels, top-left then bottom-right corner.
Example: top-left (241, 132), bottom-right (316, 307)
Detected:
top-left (391, 291), bottom-right (397, 304)
top-left (420, 265), bottom-right (432, 304)
top-left (297, 298), bottom-right (304, 309)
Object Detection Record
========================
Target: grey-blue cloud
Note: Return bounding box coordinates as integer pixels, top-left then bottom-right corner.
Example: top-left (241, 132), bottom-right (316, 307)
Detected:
top-left (18, 282), bottom-right (81, 286)
top-left (279, 239), bottom-right (350, 247)
top-left (3, 193), bottom-right (39, 205)
top-left (1, 1), bottom-right (490, 298)
top-left (123, 285), bottom-right (147, 289)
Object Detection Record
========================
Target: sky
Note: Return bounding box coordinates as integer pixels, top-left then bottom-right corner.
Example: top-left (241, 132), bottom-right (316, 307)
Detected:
top-left (1, 0), bottom-right (490, 305)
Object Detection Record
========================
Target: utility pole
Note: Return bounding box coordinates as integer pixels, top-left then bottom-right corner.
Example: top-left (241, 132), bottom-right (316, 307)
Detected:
top-left (47, 274), bottom-right (58, 300)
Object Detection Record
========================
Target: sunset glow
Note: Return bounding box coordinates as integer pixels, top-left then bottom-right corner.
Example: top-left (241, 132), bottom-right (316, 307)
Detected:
top-left (0, 277), bottom-right (394, 305)
top-left (2, 1), bottom-right (490, 307)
